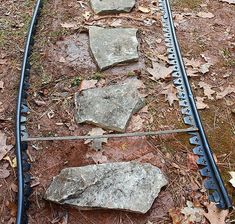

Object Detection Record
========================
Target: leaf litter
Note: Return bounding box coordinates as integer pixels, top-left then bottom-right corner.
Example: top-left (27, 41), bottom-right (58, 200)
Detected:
top-left (161, 84), bottom-right (178, 106)
top-left (84, 128), bottom-right (108, 151)
top-left (0, 131), bottom-right (13, 161)
top-left (147, 61), bottom-right (173, 81)
top-left (203, 203), bottom-right (229, 224)
top-left (198, 81), bottom-right (215, 100)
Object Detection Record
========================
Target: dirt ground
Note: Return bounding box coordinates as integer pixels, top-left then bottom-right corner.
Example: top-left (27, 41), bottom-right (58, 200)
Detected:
top-left (0, 0), bottom-right (234, 223)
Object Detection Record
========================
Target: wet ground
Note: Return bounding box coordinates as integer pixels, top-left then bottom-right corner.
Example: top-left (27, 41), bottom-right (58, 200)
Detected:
top-left (0, 0), bottom-right (234, 223)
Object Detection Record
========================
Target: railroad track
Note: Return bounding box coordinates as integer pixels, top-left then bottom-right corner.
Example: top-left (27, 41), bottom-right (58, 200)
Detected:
top-left (15, 0), bottom-right (232, 223)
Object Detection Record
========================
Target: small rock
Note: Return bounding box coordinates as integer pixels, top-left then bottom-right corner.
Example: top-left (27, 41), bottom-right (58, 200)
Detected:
top-left (90, 0), bottom-right (136, 15)
top-left (45, 162), bottom-right (168, 213)
top-left (75, 78), bottom-right (145, 132)
top-left (89, 26), bottom-right (139, 70)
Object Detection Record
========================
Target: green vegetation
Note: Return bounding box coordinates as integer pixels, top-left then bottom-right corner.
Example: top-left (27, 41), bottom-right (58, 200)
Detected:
top-left (71, 76), bottom-right (82, 87)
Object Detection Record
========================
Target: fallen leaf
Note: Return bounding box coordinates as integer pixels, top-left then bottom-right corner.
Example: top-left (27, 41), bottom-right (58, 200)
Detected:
top-left (4, 156), bottom-right (17, 168)
top-left (169, 208), bottom-right (184, 224)
top-left (79, 79), bottom-right (98, 91)
top-left (6, 201), bottom-right (17, 216)
top-left (198, 81), bottom-right (215, 100)
top-left (196, 97), bottom-right (209, 110)
top-left (0, 131), bottom-right (13, 161)
top-left (229, 171), bottom-right (235, 187)
top-left (86, 151), bottom-right (108, 164)
top-left (85, 128), bottom-right (108, 151)
top-left (61, 22), bottom-right (77, 29)
top-left (204, 203), bottom-right (229, 224)
top-left (220, 0), bottom-right (235, 4)
top-left (187, 68), bottom-right (200, 77)
top-left (199, 63), bottom-right (212, 74)
top-left (0, 81), bottom-right (4, 89)
top-left (138, 6), bottom-right (150, 13)
top-left (216, 86), bottom-right (235, 99)
top-left (147, 62), bottom-right (173, 80)
top-left (181, 201), bottom-right (205, 223)
top-left (127, 115), bottom-right (144, 131)
top-left (197, 12), bottom-right (215, 19)
top-left (187, 153), bottom-right (198, 171)
top-left (0, 167), bottom-right (10, 179)
top-left (184, 57), bottom-right (201, 68)
top-left (161, 84), bottom-right (178, 106)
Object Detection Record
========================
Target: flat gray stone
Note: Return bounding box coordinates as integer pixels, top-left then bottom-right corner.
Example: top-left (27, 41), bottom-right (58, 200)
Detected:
top-left (89, 26), bottom-right (139, 70)
top-left (45, 162), bottom-right (168, 213)
top-left (75, 79), bottom-right (144, 132)
top-left (90, 0), bottom-right (136, 15)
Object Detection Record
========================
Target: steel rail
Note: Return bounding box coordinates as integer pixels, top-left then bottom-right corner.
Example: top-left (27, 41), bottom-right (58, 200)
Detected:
top-left (158, 0), bottom-right (232, 209)
top-left (16, 0), bottom-right (42, 223)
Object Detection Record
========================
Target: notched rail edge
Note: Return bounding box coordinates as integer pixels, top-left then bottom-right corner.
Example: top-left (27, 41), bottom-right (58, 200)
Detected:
top-left (16, 0), bottom-right (42, 223)
top-left (158, 0), bottom-right (232, 209)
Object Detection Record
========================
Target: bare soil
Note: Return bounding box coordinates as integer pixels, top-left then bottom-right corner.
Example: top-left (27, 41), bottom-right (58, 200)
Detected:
top-left (0, 0), bottom-right (234, 223)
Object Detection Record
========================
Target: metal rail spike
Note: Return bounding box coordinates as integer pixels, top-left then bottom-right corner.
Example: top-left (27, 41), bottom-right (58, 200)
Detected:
top-left (158, 0), bottom-right (232, 209)
top-left (16, 0), bottom-right (42, 223)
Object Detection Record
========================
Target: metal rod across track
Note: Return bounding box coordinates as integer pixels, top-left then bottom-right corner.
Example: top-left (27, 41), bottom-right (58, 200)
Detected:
top-left (23, 128), bottom-right (198, 142)
top-left (15, 0), bottom-right (232, 223)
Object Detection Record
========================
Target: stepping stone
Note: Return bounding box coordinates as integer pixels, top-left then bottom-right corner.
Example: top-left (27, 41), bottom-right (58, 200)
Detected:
top-left (89, 26), bottom-right (139, 70)
top-left (75, 79), bottom-right (145, 132)
top-left (90, 0), bottom-right (136, 15)
top-left (45, 162), bottom-right (168, 213)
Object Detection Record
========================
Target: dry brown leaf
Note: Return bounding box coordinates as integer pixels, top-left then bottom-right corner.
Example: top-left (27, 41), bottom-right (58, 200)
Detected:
top-left (79, 79), bottom-right (98, 91)
top-left (216, 86), bottom-right (235, 99)
top-left (0, 131), bottom-right (13, 161)
top-left (197, 12), bottom-right (215, 18)
top-left (0, 167), bottom-right (10, 179)
top-left (138, 6), bottom-right (150, 13)
top-left (127, 115), bottom-right (144, 131)
top-left (86, 151), bottom-right (108, 164)
top-left (196, 97), bottom-right (209, 110)
top-left (85, 128), bottom-right (108, 151)
top-left (184, 57), bottom-right (201, 68)
top-left (204, 203), bottom-right (229, 224)
top-left (229, 171), bottom-right (235, 188)
top-left (161, 84), bottom-right (178, 106)
top-left (169, 208), bottom-right (185, 224)
top-left (187, 153), bottom-right (198, 171)
top-left (198, 81), bottom-right (215, 100)
top-left (199, 63), bottom-right (212, 74)
top-left (220, 0), bottom-right (235, 4)
top-left (147, 62), bottom-right (173, 80)
top-left (186, 68), bottom-right (200, 77)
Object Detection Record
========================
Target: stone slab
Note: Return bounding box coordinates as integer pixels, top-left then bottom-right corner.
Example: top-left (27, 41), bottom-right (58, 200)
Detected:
top-left (45, 162), bottom-right (168, 213)
top-left (75, 79), bottom-right (144, 132)
top-left (89, 26), bottom-right (139, 70)
top-left (90, 0), bottom-right (136, 15)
